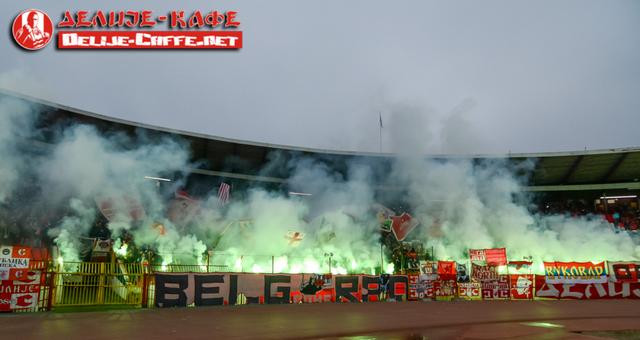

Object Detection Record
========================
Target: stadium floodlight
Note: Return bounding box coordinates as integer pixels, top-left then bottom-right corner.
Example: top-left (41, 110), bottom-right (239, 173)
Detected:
top-left (599, 195), bottom-right (637, 200)
top-left (289, 192), bottom-right (312, 196)
top-left (144, 176), bottom-right (172, 182)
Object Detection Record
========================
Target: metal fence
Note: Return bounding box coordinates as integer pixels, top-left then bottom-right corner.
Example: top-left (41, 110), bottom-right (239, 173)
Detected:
top-left (152, 253), bottom-right (319, 274)
top-left (52, 262), bottom-right (144, 307)
top-left (5, 256), bottom-right (328, 312)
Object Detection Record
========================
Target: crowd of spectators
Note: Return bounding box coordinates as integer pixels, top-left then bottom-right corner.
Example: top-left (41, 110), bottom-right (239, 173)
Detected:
top-left (538, 198), bottom-right (639, 231)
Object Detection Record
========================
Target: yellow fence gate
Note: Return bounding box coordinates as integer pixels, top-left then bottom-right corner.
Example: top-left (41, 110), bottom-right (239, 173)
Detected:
top-left (52, 262), bottom-right (145, 307)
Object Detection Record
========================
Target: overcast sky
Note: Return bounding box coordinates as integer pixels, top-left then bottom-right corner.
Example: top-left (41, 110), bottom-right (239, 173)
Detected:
top-left (1, 1), bottom-right (639, 155)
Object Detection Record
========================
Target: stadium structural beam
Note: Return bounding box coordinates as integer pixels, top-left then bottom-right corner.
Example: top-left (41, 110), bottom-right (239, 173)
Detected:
top-left (599, 152), bottom-right (628, 183)
top-left (560, 155), bottom-right (583, 184)
top-left (188, 167), bottom-right (640, 193)
top-left (189, 168), bottom-right (286, 183)
top-left (525, 182), bottom-right (640, 192)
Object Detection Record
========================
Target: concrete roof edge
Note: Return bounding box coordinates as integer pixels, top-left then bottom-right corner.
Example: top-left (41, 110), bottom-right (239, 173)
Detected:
top-left (3, 88), bottom-right (640, 159)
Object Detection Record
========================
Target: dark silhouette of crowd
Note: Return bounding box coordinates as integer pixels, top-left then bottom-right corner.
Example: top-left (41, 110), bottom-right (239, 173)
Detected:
top-left (538, 197), bottom-right (639, 231)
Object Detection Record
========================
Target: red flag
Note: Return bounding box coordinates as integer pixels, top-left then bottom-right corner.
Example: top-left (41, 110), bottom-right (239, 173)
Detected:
top-left (437, 261), bottom-right (457, 280)
top-left (390, 213), bottom-right (419, 241)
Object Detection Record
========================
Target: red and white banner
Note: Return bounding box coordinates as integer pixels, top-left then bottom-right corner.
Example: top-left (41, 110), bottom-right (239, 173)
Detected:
top-left (469, 248), bottom-right (507, 265)
top-left (0, 292), bottom-right (39, 311)
top-left (419, 261), bottom-right (438, 280)
top-left (0, 246), bottom-right (31, 259)
top-left (416, 275), bottom-right (435, 300)
top-left (481, 275), bottom-right (509, 300)
top-left (0, 274), bottom-right (42, 311)
top-left (457, 282), bottom-right (482, 300)
top-left (471, 263), bottom-right (498, 282)
top-left (608, 262), bottom-right (640, 283)
top-left (408, 274), bottom-right (419, 300)
top-left (534, 275), bottom-right (640, 299)
top-left (544, 261), bottom-right (607, 284)
top-left (4, 269), bottom-right (42, 285)
top-left (469, 249), bottom-right (485, 263)
top-left (486, 248), bottom-right (507, 265)
top-left (0, 246), bottom-right (31, 281)
top-left (434, 280), bottom-right (456, 301)
top-left (509, 274), bottom-right (534, 300)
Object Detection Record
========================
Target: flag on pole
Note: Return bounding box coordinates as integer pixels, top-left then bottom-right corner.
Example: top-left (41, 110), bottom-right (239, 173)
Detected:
top-left (218, 182), bottom-right (230, 205)
top-left (379, 112), bottom-right (383, 128)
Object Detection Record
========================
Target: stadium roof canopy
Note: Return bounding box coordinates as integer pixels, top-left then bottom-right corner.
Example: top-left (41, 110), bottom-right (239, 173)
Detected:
top-left (3, 90), bottom-right (640, 194)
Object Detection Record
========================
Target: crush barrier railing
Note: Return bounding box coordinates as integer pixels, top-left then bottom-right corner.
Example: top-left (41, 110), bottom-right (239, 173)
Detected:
top-left (51, 262), bottom-right (144, 307)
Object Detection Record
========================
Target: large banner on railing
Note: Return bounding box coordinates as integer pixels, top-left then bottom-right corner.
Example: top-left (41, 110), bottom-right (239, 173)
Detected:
top-left (0, 280), bottom-right (41, 311)
top-left (415, 273), bottom-right (435, 300)
top-left (437, 261), bottom-right (457, 281)
top-left (472, 263), bottom-right (498, 282)
top-left (457, 282), bottom-right (481, 300)
top-left (434, 280), bottom-right (456, 301)
top-left (155, 273), bottom-right (409, 307)
top-left (0, 245), bottom-right (31, 281)
top-left (0, 246), bottom-right (45, 312)
top-left (543, 261), bottom-right (607, 284)
top-left (534, 275), bottom-right (640, 299)
top-left (481, 275), bottom-right (509, 300)
top-left (608, 262), bottom-right (640, 283)
top-left (509, 274), bottom-right (534, 300)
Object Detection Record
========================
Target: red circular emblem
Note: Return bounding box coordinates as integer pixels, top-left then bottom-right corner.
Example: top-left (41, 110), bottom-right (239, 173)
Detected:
top-left (12, 9), bottom-right (53, 50)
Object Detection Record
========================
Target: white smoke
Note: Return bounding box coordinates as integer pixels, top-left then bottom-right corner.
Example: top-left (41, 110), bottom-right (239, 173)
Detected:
top-left (35, 123), bottom-right (211, 264)
top-left (389, 156), bottom-right (640, 264)
top-left (0, 97), bottom-right (35, 204)
top-left (47, 198), bottom-right (95, 263)
top-left (0, 92), bottom-right (638, 275)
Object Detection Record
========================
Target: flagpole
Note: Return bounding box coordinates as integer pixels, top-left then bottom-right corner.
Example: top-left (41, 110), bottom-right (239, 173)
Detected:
top-left (379, 112), bottom-right (382, 153)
